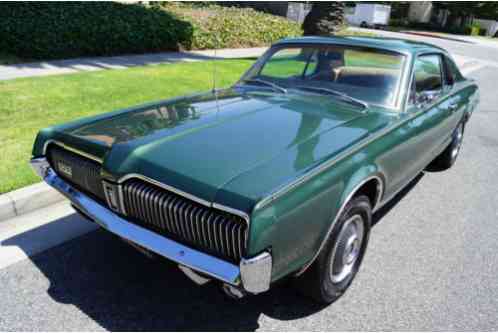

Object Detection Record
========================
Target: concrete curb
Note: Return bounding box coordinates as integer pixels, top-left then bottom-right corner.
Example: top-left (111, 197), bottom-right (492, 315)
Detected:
top-left (0, 182), bottom-right (65, 222)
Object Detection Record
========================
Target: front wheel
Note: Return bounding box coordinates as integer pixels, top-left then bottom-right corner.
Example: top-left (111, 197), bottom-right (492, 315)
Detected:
top-left (293, 195), bottom-right (372, 304)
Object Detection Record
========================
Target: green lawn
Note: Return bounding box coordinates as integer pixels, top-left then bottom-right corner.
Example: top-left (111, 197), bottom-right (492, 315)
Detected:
top-left (0, 59), bottom-right (254, 193)
top-left (0, 31), bottom-right (383, 194)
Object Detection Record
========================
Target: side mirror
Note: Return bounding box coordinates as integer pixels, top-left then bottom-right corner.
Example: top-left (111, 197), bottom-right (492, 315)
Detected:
top-left (416, 91), bottom-right (438, 106)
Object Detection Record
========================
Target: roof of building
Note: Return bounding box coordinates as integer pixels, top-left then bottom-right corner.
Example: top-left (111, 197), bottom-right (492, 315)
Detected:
top-left (276, 36), bottom-right (446, 55)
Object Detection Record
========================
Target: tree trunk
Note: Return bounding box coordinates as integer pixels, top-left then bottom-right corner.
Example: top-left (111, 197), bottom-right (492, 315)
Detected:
top-left (302, 2), bottom-right (345, 36)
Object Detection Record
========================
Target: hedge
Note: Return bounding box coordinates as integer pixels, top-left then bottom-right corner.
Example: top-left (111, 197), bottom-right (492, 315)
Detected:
top-left (0, 2), bottom-right (302, 61)
top-left (164, 3), bottom-right (303, 50)
top-left (0, 2), bottom-right (193, 60)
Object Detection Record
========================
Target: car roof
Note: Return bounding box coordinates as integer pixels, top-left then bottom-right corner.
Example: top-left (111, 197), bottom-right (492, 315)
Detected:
top-left (275, 36), bottom-right (446, 56)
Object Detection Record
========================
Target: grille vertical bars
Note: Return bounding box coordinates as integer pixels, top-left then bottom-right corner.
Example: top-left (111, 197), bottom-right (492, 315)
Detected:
top-left (122, 179), bottom-right (247, 262)
top-left (47, 145), bottom-right (106, 202)
top-left (47, 145), bottom-right (248, 263)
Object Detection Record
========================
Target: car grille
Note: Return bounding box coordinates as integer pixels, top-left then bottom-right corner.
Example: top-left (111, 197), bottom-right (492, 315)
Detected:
top-left (122, 179), bottom-right (247, 262)
top-left (47, 145), bottom-right (106, 203)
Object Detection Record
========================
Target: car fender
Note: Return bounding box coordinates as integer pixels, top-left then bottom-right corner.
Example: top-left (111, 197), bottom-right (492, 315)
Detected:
top-left (295, 164), bottom-right (385, 276)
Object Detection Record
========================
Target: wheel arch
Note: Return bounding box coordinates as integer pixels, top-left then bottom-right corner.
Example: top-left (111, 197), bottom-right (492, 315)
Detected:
top-left (295, 167), bottom-right (385, 276)
top-left (341, 168), bottom-right (385, 212)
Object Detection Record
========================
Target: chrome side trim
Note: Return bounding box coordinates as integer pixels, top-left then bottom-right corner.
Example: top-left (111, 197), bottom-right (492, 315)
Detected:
top-left (372, 175), bottom-right (384, 211)
top-left (295, 175), bottom-right (383, 276)
top-left (42, 139), bottom-right (103, 164)
top-left (118, 174), bottom-right (250, 225)
top-left (240, 251), bottom-right (272, 294)
top-left (254, 126), bottom-right (395, 211)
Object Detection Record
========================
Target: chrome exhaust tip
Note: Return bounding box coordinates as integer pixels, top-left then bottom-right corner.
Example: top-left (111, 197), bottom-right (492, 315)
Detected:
top-left (222, 284), bottom-right (246, 299)
top-left (179, 265), bottom-right (211, 285)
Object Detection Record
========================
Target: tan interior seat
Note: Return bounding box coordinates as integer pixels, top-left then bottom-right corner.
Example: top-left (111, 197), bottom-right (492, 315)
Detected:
top-left (334, 66), bottom-right (399, 88)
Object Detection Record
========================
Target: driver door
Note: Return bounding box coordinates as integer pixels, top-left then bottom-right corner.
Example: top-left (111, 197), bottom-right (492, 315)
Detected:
top-left (385, 53), bottom-right (454, 195)
top-left (408, 53), bottom-right (457, 163)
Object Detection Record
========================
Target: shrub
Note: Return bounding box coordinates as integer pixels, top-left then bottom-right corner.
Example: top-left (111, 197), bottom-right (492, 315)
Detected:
top-left (389, 18), bottom-right (409, 28)
top-left (0, 2), bottom-right (193, 60)
top-left (407, 21), bottom-right (440, 32)
top-left (0, 2), bottom-right (302, 60)
top-left (163, 3), bottom-right (303, 50)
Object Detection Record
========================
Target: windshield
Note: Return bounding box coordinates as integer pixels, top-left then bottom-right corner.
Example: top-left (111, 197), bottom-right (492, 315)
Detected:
top-left (239, 44), bottom-right (406, 108)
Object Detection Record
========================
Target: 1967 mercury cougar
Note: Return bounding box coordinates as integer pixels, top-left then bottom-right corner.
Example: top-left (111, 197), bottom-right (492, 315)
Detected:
top-left (31, 37), bottom-right (479, 304)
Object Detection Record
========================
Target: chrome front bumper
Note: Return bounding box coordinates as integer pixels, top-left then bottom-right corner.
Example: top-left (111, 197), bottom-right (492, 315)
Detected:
top-left (31, 157), bottom-right (272, 294)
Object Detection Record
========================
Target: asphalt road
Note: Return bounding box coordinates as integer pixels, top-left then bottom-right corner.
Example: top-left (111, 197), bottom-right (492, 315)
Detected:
top-left (1, 36), bottom-right (498, 331)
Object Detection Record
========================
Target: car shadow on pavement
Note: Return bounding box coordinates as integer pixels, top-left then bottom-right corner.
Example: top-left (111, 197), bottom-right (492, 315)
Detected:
top-left (1, 173), bottom-right (424, 331)
top-left (2, 221), bottom-right (325, 331)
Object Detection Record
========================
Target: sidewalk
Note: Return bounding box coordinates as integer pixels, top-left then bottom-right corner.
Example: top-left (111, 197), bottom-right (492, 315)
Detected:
top-left (0, 47), bottom-right (268, 81)
top-left (400, 30), bottom-right (475, 44)
top-left (401, 30), bottom-right (498, 49)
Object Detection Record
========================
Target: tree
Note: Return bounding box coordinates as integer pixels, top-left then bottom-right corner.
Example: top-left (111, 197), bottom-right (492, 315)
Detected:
top-left (302, 2), bottom-right (345, 36)
top-left (434, 2), bottom-right (498, 28)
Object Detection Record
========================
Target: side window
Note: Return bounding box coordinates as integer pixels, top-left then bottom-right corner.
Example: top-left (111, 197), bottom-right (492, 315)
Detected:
top-left (409, 54), bottom-right (443, 105)
top-left (260, 48), bottom-right (313, 79)
top-left (414, 55), bottom-right (443, 93)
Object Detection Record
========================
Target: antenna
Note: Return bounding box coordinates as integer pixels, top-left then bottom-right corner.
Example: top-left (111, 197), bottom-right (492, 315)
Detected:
top-left (212, 35), bottom-right (219, 93)
top-left (213, 33), bottom-right (220, 116)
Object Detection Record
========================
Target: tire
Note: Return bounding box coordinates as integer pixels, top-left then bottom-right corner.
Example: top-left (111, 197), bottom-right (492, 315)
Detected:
top-left (428, 122), bottom-right (465, 171)
top-left (293, 195), bottom-right (372, 304)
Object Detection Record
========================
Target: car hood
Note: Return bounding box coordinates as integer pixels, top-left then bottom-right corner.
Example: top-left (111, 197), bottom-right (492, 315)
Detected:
top-left (34, 88), bottom-right (392, 212)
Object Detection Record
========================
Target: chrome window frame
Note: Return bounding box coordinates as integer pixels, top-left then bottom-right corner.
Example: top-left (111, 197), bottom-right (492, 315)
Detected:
top-left (236, 42), bottom-right (411, 111)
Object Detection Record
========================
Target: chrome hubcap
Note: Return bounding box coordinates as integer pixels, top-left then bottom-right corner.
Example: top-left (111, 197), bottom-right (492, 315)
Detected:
top-left (451, 124), bottom-right (464, 160)
top-left (330, 215), bottom-right (365, 284)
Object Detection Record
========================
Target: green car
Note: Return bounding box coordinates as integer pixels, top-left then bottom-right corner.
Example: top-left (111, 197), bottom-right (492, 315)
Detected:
top-left (31, 37), bottom-right (479, 304)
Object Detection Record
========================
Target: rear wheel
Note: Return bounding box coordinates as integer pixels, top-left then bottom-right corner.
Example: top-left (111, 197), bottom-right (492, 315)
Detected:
top-left (429, 122), bottom-right (464, 170)
top-left (294, 195), bottom-right (372, 304)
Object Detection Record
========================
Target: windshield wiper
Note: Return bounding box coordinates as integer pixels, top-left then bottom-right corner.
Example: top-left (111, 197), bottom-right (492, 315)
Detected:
top-left (240, 78), bottom-right (287, 94)
top-left (295, 86), bottom-right (369, 110)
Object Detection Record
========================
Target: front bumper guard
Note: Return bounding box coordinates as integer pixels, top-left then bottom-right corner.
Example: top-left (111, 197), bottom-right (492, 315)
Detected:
top-left (31, 157), bottom-right (272, 294)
